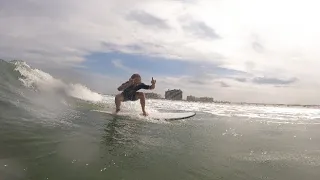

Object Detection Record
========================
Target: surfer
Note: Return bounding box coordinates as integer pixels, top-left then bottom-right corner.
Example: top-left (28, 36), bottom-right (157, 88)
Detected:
top-left (114, 73), bottom-right (156, 116)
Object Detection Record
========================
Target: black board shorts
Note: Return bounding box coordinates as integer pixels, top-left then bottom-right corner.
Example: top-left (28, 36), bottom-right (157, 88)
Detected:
top-left (121, 92), bottom-right (138, 102)
top-left (120, 83), bottom-right (150, 102)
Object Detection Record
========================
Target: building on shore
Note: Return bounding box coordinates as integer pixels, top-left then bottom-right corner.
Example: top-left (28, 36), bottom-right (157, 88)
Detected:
top-left (144, 92), bottom-right (162, 99)
top-left (186, 95), bottom-right (197, 101)
top-left (165, 89), bottom-right (183, 100)
top-left (199, 97), bottom-right (214, 102)
top-left (187, 95), bottom-right (214, 102)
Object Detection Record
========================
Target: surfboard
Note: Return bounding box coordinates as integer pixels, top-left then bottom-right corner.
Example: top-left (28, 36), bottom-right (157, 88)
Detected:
top-left (92, 110), bottom-right (196, 121)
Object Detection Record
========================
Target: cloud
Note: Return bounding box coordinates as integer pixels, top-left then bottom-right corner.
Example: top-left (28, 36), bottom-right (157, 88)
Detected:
top-left (183, 74), bottom-right (230, 88)
top-left (0, 0), bottom-right (223, 67)
top-left (219, 81), bottom-right (230, 87)
top-left (234, 77), bottom-right (247, 82)
top-left (171, 0), bottom-right (196, 3)
top-left (181, 19), bottom-right (220, 39)
top-left (252, 77), bottom-right (298, 85)
top-left (111, 59), bottom-right (137, 73)
top-left (250, 34), bottom-right (265, 53)
top-left (188, 79), bottom-right (206, 85)
top-left (126, 10), bottom-right (170, 29)
top-left (252, 42), bottom-right (264, 53)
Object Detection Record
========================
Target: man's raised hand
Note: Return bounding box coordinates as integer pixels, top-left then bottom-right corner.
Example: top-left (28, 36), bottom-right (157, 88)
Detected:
top-left (151, 77), bottom-right (156, 84)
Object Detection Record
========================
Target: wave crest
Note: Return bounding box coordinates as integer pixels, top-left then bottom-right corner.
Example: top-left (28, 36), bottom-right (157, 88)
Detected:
top-left (12, 60), bottom-right (103, 102)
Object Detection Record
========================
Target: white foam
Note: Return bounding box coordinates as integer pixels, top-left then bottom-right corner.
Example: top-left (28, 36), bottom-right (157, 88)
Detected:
top-left (14, 61), bottom-right (65, 92)
top-left (66, 83), bottom-right (103, 102)
top-left (13, 61), bottom-right (103, 102)
top-left (102, 95), bottom-right (160, 114)
top-left (101, 96), bottom-right (320, 124)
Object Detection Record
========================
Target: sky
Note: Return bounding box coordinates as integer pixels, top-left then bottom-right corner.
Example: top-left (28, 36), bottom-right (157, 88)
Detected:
top-left (1, 0), bottom-right (320, 104)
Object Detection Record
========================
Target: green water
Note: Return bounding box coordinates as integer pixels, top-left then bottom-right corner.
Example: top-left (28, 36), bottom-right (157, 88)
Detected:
top-left (1, 108), bottom-right (320, 180)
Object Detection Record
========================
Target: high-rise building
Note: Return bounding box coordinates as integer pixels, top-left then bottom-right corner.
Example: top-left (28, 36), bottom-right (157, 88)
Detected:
top-left (165, 89), bottom-right (183, 100)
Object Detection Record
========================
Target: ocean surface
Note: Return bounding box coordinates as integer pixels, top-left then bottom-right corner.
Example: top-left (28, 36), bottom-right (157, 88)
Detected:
top-left (1, 59), bottom-right (320, 180)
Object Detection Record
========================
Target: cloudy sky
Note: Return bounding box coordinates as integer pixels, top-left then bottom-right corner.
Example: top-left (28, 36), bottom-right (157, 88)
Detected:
top-left (1, 0), bottom-right (320, 104)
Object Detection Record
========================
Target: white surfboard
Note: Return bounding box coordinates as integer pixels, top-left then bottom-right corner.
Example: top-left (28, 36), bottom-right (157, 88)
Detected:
top-left (92, 110), bottom-right (196, 121)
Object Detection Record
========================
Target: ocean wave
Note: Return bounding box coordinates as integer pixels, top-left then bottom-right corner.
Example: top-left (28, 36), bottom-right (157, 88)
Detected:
top-left (11, 60), bottom-right (103, 102)
top-left (0, 59), bottom-right (103, 127)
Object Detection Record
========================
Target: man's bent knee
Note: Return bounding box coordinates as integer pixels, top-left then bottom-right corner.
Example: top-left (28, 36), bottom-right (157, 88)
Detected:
top-left (115, 94), bottom-right (124, 101)
top-left (136, 92), bottom-right (145, 99)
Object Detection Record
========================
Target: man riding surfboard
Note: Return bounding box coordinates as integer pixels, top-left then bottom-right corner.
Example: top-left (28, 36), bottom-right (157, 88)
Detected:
top-left (114, 74), bottom-right (156, 116)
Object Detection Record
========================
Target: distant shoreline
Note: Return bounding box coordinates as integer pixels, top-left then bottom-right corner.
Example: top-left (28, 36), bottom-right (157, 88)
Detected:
top-left (105, 94), bottom-right (320, 108)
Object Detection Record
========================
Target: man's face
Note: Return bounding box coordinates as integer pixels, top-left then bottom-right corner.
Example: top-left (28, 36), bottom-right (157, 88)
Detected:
top-left (134, 77), bottom-right (141, 84)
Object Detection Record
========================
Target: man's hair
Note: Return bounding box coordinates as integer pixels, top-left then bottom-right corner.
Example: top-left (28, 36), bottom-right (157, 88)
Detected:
top-left (131, 73), bottom-right (141, 79)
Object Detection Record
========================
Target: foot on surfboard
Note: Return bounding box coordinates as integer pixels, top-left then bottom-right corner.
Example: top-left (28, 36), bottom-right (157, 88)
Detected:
top-left (113, 108), bottom-right (120, 115)
top-left (142, 111), bottom-right (149, 116)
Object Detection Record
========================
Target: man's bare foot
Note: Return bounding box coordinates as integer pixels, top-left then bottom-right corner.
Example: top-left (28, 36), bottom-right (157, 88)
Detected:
top-left (113, 109), bottom-right (120, 115)
top-left (142, 111), bottom-right (148, 116)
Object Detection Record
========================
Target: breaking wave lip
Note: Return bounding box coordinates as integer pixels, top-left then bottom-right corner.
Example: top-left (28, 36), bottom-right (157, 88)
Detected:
top-left (13, 61), bottom-right (103, 103)
top-left (66, 84), bottom-right (103, 102)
